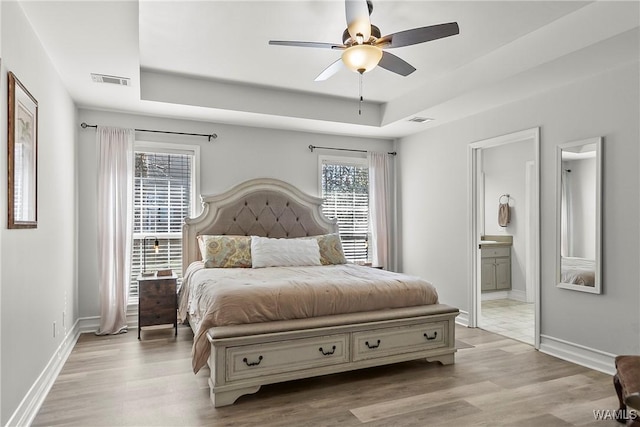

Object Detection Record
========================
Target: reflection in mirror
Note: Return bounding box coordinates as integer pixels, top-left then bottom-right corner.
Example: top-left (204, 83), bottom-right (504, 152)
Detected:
top-left (557, 137), bottom-right (602, 294)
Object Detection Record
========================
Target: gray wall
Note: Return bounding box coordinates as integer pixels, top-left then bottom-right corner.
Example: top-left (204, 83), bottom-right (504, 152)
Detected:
top-left (77, 109), bottom-right (394, 318)
top-left (0, 2), bottom-right (78, 424)
top-left (397, 60), bottom-right (639, 356)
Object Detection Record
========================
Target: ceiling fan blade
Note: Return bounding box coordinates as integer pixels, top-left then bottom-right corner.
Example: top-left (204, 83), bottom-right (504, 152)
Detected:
top-left (376, 22), bottom-right (459, 49)
top-left (378, 51), bottom-right (416, 77)
top-left (269, 40), bottom-right (346, 50)
top-left (315, 59), bottom-right (345, 81)
top-left (345, 0), bottom-right (371, 41)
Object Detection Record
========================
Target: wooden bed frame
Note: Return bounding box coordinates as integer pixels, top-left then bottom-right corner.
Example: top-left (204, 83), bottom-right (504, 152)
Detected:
top-left (182, 178), bottom-right (459, 407)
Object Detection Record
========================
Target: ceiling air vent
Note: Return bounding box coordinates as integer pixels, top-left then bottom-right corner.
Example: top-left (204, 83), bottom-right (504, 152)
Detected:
top-left (407, 116), bottom-right (434, 123)
top-left (91, 73), bottom-right (131, 86)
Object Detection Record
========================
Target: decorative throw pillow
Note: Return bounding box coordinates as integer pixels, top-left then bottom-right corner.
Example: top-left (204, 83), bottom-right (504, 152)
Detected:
top-left (251, 236), bottom-right (321, 268)
top-left (197, 235), bottom-right (252, 268)
top-left (305, 233), bottom-right (348, 265)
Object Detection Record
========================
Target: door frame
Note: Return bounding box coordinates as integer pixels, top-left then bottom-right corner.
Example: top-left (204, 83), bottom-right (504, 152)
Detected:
top-left (467, 127), bottom-right (541, 349)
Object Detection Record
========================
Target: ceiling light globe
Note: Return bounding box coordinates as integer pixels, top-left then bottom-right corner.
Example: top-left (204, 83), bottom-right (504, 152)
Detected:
top-left (341, 45), bottom-right (383, 74)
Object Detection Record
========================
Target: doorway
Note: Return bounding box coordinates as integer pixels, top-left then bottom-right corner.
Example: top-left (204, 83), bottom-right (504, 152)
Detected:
top-left (468, 128), bottom-right (540, 348)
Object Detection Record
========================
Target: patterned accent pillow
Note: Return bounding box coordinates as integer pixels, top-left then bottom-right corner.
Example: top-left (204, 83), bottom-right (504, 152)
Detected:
top-left (306, 233), bottom-right (348, 265)
top-left (197, 235), bottom-right (252, 268)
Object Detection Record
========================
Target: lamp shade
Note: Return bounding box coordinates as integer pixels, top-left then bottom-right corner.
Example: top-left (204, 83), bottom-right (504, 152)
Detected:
top-left (341, 44), bottom-right (383, 74)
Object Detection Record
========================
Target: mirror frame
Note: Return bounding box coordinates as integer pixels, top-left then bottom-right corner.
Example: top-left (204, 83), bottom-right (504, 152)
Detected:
top-left (556, 137), bottom-right (602, 294)
top-left (8, 72), bottom-right (38, 229)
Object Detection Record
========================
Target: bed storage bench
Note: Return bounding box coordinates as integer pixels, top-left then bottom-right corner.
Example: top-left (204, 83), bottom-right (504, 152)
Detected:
top-left (206, 304), bottom-right (458, 407)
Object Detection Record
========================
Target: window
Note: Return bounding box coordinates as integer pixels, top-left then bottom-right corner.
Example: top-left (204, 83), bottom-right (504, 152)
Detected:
top-left (129, 144), bottom-right (199, 301)
top-left (320, 157), bottom-right (370, 263)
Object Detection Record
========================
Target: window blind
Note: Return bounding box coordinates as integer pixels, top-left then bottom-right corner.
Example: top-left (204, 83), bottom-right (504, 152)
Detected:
top-left (130, 152), bottom-right (193, 299)
top-left (321, 160), bottom-right (370, 263)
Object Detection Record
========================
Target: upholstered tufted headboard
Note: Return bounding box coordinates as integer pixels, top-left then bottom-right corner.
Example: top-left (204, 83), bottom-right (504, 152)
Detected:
top-left (182, 178), bottom-right (338, 273)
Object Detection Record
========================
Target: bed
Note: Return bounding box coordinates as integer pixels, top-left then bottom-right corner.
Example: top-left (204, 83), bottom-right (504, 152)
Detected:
top-left (180, 178), bottom-right (459, 407)
top-left (561, 256), bottom-right (596, 287)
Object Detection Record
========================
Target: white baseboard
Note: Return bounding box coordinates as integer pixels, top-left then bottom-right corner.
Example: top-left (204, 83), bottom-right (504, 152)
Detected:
top-left (6, 319), bottom-right (81, 427)
top-left (481, 291), bottom-right (508, 301)
top-left (77, 315), bottom-right (101, 333)
top-left (481, 290), bottom-right (527, 302)
top-left (539, 334), bottom-right (616, 375)
top-left (77, 306), bottom-right (139, 334)
top-left (455, 310), bottom-right (469, 327)
top-left (507, 289), bottom-right (527, 302)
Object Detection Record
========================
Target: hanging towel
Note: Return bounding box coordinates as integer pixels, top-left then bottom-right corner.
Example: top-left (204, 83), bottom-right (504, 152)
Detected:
top-left (498, 203), bottom-right (510, 227)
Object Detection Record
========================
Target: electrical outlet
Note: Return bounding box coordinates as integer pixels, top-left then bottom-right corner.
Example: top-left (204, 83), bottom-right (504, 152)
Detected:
top-left (53, 321), bottom-right (56, 338)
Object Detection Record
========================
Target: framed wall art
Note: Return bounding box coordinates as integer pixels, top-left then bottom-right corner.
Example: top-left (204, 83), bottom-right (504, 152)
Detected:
top-left (8, 71), bottom-right (38, 229)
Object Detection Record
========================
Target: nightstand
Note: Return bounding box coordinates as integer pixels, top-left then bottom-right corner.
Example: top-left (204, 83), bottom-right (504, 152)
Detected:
top-left (137, 274), bottom-right (177, 339)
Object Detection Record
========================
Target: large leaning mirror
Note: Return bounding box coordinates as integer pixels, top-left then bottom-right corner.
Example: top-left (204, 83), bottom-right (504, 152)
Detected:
top-left (556, 137), bottom-right (602, 294)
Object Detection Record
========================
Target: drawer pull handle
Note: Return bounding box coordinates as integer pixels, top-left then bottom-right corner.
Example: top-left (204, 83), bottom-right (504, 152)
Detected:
top-left (242, 356), bottom-right (263, 367)
top-left (424, 331), bottom-right (438, 341)
top-left (365, 340), bottom-right (381, 349)
top-left (319, 345), bottom-right (336, 356)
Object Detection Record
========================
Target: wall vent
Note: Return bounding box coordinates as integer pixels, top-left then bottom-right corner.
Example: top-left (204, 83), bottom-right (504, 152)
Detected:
top-left (407, 116), bottom-right (434, 123)
top-left (91, 73), bottom-right (131, 86)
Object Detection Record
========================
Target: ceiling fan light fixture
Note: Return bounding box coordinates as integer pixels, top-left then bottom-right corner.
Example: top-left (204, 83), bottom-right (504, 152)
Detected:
top-left (341, 44), bottom-right (383, 74)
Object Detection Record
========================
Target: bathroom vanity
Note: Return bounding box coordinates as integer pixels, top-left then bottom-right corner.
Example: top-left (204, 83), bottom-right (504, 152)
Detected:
top-left (479, 235), bottom-right (513, 292)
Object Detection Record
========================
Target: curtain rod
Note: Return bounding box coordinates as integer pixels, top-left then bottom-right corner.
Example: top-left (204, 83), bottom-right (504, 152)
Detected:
top-left (80, 122), bottom-right (218, 142)
top-left (308, 145), bottom-right (396, 156)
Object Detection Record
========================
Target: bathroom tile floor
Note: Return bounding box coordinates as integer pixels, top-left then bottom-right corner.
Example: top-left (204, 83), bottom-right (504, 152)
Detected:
top-left (480, 298), bottom-right (534, 345)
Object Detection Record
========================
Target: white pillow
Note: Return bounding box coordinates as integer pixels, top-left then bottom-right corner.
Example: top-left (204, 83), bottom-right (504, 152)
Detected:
top-left (251, 236), bottom-right (321, 268)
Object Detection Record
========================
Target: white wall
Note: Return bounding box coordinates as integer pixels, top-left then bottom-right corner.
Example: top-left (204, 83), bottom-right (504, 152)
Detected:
top-left (0, 2), bottom-right (77, 424)
top-left (482, 141), bottom-right (534, 294)
top-left (397, 60), bottom-right (639, 357)
top-left (77, 109), bottom-right (393, 318)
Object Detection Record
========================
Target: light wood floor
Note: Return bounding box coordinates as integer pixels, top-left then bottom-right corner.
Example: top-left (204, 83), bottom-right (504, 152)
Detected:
top-left (33, 325), bottom-right (620, 426)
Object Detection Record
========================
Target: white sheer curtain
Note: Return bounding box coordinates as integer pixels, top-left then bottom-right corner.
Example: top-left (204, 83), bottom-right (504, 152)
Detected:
top-left (368, 151), bottom-right (393, 270)
top-left (96, 126), bottom-right (134, 335)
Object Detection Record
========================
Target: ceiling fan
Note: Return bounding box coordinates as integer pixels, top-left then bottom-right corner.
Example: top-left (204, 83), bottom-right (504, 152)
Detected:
top-left (269, 0), bottom-right (460, 82)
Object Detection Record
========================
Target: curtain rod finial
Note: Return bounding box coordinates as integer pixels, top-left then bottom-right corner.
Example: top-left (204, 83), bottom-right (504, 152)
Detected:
top-left (80, 122), bottom-right (88, 129)
top-left (308, 145), bottom-right (315, 152)
top-left (208, 133), bottom-right (218, 142)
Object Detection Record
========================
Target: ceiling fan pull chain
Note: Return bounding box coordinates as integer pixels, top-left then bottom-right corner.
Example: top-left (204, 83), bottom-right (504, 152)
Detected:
top-left (358, 72), bottom-right (363, 115)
